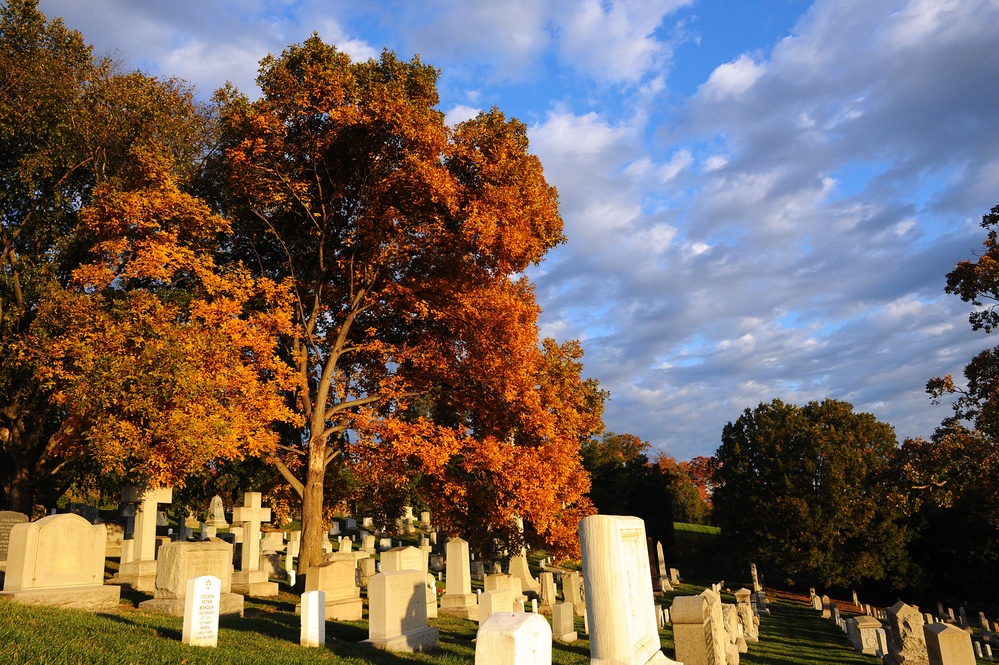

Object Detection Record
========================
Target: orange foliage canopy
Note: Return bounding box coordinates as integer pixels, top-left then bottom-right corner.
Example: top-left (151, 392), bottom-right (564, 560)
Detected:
top-left (218, 38), bottom-right (602, 567)
top-left (28, 149), bottom-right (299, 489)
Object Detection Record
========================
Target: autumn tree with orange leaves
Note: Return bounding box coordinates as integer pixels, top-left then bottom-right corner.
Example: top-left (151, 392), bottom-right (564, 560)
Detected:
top-left (27, 150), bottom-right (299, 494)
top-left (0, 0), bottom-right (219, 511)
top-left (214, 37), bottom-right (603, 570)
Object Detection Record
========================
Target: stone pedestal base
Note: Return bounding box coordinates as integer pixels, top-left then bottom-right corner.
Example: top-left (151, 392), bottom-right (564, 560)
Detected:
top-left (1, 584), bottom-right (120, 612)
top-left (231, 569), bottom-right (278, 596)
top-left (109, 559), bottom-right (158, 593)
top-left (295, 597), bottom-right (364, 621)
top-left (439, 593), bottom-right (478, 620)
top-left (363, 626), bottom-right (439, 653)
top-left (138, 593), bottom-right (244, 617)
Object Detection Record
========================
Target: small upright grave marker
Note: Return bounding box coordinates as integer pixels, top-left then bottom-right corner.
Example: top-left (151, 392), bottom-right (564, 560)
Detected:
top-left (301, 590), bottom-right (326, 647)
top-left (182, 575), bottom-right (221, 648)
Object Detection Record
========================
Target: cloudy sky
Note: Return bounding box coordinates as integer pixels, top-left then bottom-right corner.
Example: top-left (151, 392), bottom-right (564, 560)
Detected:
top-left (37, 0), bottom-right (999, 460)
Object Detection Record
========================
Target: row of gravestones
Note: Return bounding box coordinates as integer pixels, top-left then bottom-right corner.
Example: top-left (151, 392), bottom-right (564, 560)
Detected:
top-left (809, 589), bottom-right (982, 665)
top-left (0, 503), bottom-right (697, 664)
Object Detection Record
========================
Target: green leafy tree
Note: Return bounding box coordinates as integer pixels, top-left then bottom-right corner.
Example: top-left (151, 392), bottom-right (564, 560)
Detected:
top-left (713, 398), bottom-right (911, 588)
top-left (0, 0), bottom-right (207, 511)
top-left (580, 432), bottom-right (675, 544)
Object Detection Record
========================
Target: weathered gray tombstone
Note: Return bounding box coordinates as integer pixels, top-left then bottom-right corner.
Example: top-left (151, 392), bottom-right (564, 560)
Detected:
top-left (579, 514), bottom-right (678, 665)
top-left (439, 537), bottom-right (477, 619)
top-left (475, 612), bottom-right (552, 665)
top-left (110, 484), bottom-right (172, 592)
top-left (885, 601), bottom-right (929, 665)
top-left (847, 615), bottom-right (882, 655)
top-left (230, 491), bottom-right (277, 596)
top-left (703, 589), bottom-right (737, 665)
top-left (671, 594), bottom-right (713, 665)
top-left (182, 575), bottom-right (221, 648)
top-left (811, 594), bottom-right (823, 611)
top-left (363, 570), bottom-right (439, 652)
top-left (924, 622), bottom-right (975, 665)
top-left (723, 602), bottom-right (748, 654)
top-left (300, 589), bottom-right (325, 647)
top-left (138, 540), bottom-right (243, 616)
top-left (0, 510), bottom-right (29, 571)
top-left (1, 513), bottom-right (120, 611)
top-left (734, 587), bottom-right (759, 642)
top-left (877, 627), bottom-right (890, 657)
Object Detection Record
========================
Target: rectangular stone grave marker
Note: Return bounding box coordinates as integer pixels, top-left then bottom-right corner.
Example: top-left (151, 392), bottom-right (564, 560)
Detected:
top-left (1, 513), bottom-right (120, 611)
top-left (476, 612), bottom-right (552, 665)
top-left (301, 590), bottom-right (326, 647)
top-left (182, 575), bottom-right (221, 647)
top-left (579, 514), bottom-right (678, 665)
top-left (924, 622), bottom-right (975, 665)
top-left (300, 560), bottom-right (362, 621)
top-left (139, 540), bottom-right (243, 616)
top-left (0, 510), bottom-right (29, 570)
top-left (363, 570), bottom-right (439, 652)
top-left (553, 602), bottom-right (577, 642)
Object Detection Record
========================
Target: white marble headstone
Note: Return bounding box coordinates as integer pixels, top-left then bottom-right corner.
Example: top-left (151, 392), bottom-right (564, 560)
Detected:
top-left (301, 589), bottom-right (326, 647)
top-left (183, 575), bottom-right (221, 647)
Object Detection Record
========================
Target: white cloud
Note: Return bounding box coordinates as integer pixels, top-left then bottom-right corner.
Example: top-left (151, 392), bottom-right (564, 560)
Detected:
top-left (699, 54), bottom-right (765, 100)
top-left (554, 0), bottom-right (692, 83)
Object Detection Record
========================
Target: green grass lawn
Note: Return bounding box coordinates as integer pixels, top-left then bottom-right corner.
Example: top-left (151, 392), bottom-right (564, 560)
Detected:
top-left (0, 580), bottom-right (923, 664)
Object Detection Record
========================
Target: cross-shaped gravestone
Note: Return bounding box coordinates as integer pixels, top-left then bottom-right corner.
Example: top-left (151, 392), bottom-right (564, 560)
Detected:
top-left (232, 492), bottom-right (270, 572)
top-left (123, 485), bottom-right (173, 561)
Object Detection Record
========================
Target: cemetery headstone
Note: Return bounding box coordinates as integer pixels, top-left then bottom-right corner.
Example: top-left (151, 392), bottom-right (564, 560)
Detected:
top-left (138, 540), bottom-right (243, 616)
top-left (562, 570), bottom-right (585, 616)
top-left (885, 601), bottom-right (929, 665)
top-left (552, 601), bottom-right (577, 642)
top-left (0, 510), bottom-right (29, 571)
top-left (363, 570), bottom-right (439, 652)
top-left (1, 513), bottom-right (120, 611)
top-left (655, 540), bottom-right (672, 592)
top-left (750, 562), bottom-right (761, 592)
top-left (439, 537), bottom-right (477, 620)
top-left (723, 602), bottom-right (748, 654)
top-left (110, 484), bottom-right (173, 592)
top-left (299, 560), bottom-right (362, 620)
top-left (475, 612), bottom-right (552, 665)
top-left (847, 615), bottom-right (883, 655)
top-left (821, 594), bottom-right (832, 619)
top-left (300, 590), bottom-right (326, 647)
top-left (479, 588), bottom-right (514, 625)
top-left (508, 553), bottom-right (541, 593)
top-left (734, 587), bottom-right (759, 643)
top-left (579, 514), bottom-right (678, 665)
top-left (230, 492), bottom-right (278, 596)
top-left (182, 575), bottom-right (221, 648)
top-left (539, 571), bottom-right (557, 614)
top-left (924, 622), bottom-right (975, 665)
top-left (205, 495), bottom-right (228, 528)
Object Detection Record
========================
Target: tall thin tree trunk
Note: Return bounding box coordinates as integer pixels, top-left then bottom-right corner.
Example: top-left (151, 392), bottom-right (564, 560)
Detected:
top-left (297, 436), bottom-right (328, 575)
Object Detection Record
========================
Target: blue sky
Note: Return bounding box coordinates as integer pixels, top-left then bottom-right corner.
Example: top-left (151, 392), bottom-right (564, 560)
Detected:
top-left (38, 0), bottom-right (999, 460)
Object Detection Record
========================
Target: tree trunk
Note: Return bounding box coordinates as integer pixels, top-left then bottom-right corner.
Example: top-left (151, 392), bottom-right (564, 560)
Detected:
top-left (297, 435), bottom-right (328, 575)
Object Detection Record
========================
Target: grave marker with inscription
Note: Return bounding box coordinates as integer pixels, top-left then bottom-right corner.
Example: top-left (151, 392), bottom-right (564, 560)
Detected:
top-left (0, 510), bottom-right (29, 571)
top-left (579, 514), bottom-right (678, 665)
top-left (138, 540), bottom-right (243, 616)
top-left (1, 513), bottom-right (120, 611)
top-left (182, 575), bottom-right (221, 647)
